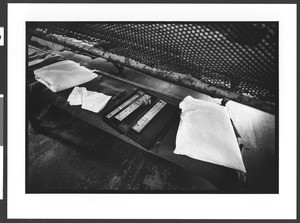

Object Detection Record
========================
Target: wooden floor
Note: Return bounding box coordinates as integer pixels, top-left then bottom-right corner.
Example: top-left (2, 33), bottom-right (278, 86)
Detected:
top-left (27, 105), bottom-right (277, 193)
top-left (27, 106), bottom-right (218, 193)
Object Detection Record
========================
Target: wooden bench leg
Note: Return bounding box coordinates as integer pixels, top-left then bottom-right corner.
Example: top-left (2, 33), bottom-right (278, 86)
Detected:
top-left (27, 81), bottom-right (50, 134)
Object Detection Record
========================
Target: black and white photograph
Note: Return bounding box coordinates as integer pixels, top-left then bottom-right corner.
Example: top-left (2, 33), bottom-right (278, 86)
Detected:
top-left (26, 22), bottom-right (278, 193)
top-left (4, 2), bottom-right (297, 221)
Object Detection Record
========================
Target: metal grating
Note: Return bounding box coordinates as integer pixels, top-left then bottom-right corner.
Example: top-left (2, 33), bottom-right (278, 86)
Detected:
top-left (31, 22), bottom-right (278, 104)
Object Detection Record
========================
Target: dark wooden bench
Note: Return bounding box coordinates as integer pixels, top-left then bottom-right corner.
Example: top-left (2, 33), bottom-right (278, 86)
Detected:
top-left (29, 73), bottom-right (243, 190)
top-left (27, 45), bottom-right (247, 191)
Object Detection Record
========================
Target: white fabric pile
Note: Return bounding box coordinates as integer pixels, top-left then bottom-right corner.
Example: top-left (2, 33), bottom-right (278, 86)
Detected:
top-left (174, 96), bottom-right (246, 172)
top-left (67, 87), bottom-right (112, 113)
top-left (34, 60), bottom-right (97, 92)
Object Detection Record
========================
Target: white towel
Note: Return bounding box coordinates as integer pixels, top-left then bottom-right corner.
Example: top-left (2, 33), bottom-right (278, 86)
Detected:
top-left (34, 60), bottom-right (97, 92)
top-left (174, 96), bottom-right (246, 173)
top-left (67, 87), bottom-right (111, 113)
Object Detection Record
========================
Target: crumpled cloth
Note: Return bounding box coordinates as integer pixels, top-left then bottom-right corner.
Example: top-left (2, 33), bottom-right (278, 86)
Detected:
top-left (34, 60), bottom-right (97, 92)
top-left (67, 87), bottom-right (87, 106)
top-left (174, 96), bottom-right (246, 173)
top-left (67, 87), bottom-right (112, 113)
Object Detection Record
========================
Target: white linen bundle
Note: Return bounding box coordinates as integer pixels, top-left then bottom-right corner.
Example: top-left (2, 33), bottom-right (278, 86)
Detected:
top-left (34, 60), bottom-right (97, 92)
top-left (174, 96), bottom-right (246, 172)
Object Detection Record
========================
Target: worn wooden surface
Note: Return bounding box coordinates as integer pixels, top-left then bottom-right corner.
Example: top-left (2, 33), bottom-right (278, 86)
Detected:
top-left (27, 107), bottom-right (218, 192)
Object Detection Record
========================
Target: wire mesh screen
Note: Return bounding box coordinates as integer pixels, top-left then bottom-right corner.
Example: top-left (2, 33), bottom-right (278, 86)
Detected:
top-left (32, 22), bottom-right (278, 104)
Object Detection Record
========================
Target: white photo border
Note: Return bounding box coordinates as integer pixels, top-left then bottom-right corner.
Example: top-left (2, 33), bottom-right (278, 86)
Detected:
top-left (7, 3), bottom-right (297, 219)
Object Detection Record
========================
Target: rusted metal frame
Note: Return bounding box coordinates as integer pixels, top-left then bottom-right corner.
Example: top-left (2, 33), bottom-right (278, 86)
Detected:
top-left (29, 28), bottom-right (275, 114)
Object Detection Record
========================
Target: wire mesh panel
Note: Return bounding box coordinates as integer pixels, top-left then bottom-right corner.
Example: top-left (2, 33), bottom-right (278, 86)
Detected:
top-left (30, 22), bottom-right (278, 106)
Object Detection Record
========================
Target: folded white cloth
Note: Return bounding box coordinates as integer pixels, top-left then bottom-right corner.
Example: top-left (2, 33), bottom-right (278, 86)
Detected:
top-left (67, 87), bottom-right (111, 113)
top-left (81, 91), bottom-right (112, 113)
top-left (174, 96), bottom-right (246, 172)
top-left (67, 87), bottom-right (88, 106)
top-left (34, 60), bottom-right (97, 92)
